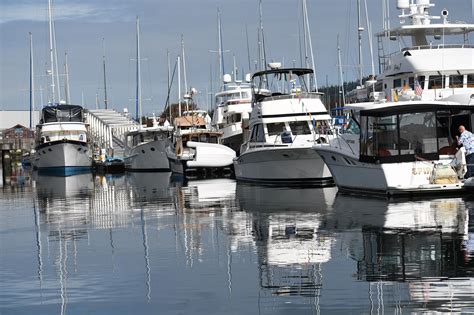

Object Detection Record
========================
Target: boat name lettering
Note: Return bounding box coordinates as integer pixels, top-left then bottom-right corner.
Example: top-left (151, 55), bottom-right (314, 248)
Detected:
top-left (412, 167), bottom-right (432, 175)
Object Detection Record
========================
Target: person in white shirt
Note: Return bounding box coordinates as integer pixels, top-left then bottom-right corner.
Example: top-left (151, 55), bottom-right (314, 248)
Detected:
top-left (457, 125), bottom-right (474, 178)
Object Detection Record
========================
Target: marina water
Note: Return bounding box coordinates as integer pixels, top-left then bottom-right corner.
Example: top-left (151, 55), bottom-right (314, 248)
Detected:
top-left (1, 170), bottom-right (474, 314)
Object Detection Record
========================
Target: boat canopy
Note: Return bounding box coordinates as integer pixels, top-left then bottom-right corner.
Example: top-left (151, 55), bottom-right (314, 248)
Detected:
top-left (252, 68), bottom-right (313, 79)
top-left (41, 105), bottom-right (84, 123)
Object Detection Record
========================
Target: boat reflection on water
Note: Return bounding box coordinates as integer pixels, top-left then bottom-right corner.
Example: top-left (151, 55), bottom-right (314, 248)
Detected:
top-left (126, 172), bottom-right (172, 203)
top-left (34, 172), bottom-right (93, 235)
top-left (237, 184), bottom-right (337, 299)
top-left (331, 195), bottom-right (474, 313)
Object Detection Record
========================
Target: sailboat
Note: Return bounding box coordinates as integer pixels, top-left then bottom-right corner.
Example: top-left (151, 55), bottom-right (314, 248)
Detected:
top-left (33, 0), bottom-right (92, 176)
top-left (123, 17), bottom-right (172, 172)
top-left (165, 44), bottom-right (235, 176)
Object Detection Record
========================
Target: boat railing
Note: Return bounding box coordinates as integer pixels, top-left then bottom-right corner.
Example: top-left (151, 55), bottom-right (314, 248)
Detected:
top-left (382, 44), bottom-right (474, 60)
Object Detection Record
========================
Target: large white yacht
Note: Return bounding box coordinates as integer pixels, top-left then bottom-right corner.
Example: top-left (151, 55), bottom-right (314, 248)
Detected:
top-left (34, 104), bottom-right (92, 176)
top-left (212, 75), bottom-right (254, 154)
top-left (166, 111), bottom-right (236, 176)
top-left (233, 67), bottom-right (335, 186)
top-left (347, 0), bottom-right (474, 104)
top-left (313, 100), bottom-right (473, 196)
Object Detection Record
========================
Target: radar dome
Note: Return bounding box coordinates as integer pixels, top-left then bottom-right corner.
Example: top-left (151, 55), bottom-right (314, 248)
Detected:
top-left (396, 0), bottom-right (410, 9)
top-left (223, 74), bottom-right (232, 83)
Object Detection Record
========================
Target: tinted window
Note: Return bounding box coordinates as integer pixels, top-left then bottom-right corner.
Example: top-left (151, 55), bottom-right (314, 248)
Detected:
top-left (267, 122), bottom-right (286, 136)
top-left (399, 112), bottom-right (437, 155)
top-left (428, 76), bottom-right (443, 89)
top-left (288, 121), bottom-right (311, 135)
top-left (449, 75), bottom-right (464, 88)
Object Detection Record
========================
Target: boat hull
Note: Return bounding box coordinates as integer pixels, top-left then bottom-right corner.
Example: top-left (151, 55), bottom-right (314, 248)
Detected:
top-left (124, 139), bottom-right (169, 172)
top-left (234, 146), bottom-right (333, 186)
top-left (313, 145), bottom-right (467, 197)
top-left (34, 140), bottom-right (92, 176)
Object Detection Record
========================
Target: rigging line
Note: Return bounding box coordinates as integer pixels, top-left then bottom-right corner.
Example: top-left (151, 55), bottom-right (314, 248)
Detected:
top-left (164, 58), bottom-right (178, 115)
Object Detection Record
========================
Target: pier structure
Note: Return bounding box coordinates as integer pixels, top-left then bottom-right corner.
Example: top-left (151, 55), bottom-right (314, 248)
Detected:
top-left (85, 109), bottom-right (138, 158)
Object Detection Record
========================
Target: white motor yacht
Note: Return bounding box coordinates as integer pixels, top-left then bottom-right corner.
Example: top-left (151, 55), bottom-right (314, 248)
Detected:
top-left (123, 124), bottom-right (173, 171)
top-left (234, 67), bottom-right (335, 186)
top-left (34, 105), bottom-right (92, 176)
top-left (166, 111), bottom-right (236, 176)
top-left (347, 0), bottom-right (474, 104)
top-left (212, 75), bottom-right (254, 154)
top-left (313, 100), bottom-right (473, 196)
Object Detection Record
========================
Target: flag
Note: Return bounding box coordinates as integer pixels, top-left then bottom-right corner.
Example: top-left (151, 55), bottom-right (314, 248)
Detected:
top-left (414, 79), bottom-right (423, 96)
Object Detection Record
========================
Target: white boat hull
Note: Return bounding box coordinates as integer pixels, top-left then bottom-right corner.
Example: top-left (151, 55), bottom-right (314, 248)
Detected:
top-left (34, 140), bottom-right (92, 175)
top-left (166, 141), bottom-right (236, 175)
top-left (234, 146), bottom-right (333, 186)
top-left (124, 140), bottom-right (169, 171)
top-left (313, 145), bottom-right (467, 196)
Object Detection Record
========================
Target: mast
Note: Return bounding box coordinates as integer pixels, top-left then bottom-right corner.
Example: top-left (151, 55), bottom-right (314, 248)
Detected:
top-left (302, 0), bottom-right (309, 69)
top-left (245, 24), bottom-right (251, 73)
top-left (181, 35), bottom-right (189, 112)
top-left (217, 8), bottom-right (225, 91)
top-left (337, 35), bottom-right (346, 106)
top-left (167, 50), bottom-right (171, 120)
top-left (302, 0), bottom-right (318, 91)
top-left (357, 0), bottom-right (364, 86)
top-left (102, 38), bottom-right (108, 109)
top-left (258, 0), bottom-right (267, 70)
top-left (177, 55), bottom-right (181, 117)
top-left (29, 32), bottom-right (34, 129)
top-left (135, 16), bottom-right (142, 125)
top-left (47, 0), bottom-right (55, 104)
top-left (363, 0), bottom-right (375, 77)
top-left (233, 54), bottom-right (237, 82)
top-left (52, 11), bottom-right (61, 103)
top-left (64, 51), bottom-right (70, 104)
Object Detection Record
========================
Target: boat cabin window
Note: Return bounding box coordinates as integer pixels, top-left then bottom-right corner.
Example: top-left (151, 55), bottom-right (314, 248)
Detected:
top-left (428, 75), bottom-right (443, 89)
top-left (250, 124), bottom-right (265, 142)
top-left (393, 79), bottom-right (402, 88)
top-left (288, 121), bottom-right (311, 135)
top-left (449, 75), bottom-right (464, 88)
top-left (360, 108), bottom-right (474, 163)
top-left (344, 117), bottom-right (360, 135)
top-left (467, 74), bottom-right (474, 88)
top-left (266, 122), bottom-right (287, 136)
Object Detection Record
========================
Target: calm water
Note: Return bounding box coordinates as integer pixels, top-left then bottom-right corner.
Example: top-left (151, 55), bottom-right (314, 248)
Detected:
top-left (1, 170), bottom-right (474, 314)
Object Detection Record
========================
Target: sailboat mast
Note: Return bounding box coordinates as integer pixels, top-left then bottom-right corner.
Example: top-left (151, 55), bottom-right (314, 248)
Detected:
top-left (181, 35), bottom-right (189, 112)
top-left (102, 38), bottom-right (108, 109)
top-left (47, 0), bottom-right (55, 104)
top-left (337, 35), bottom-right (346, 106)
top-left (167, 50), bottom-right (171, 120)
top-left (135, 16), bottom-right (142, 124)
top-left (357, 0), bottom-right (364, 86)
top-left (302, 0), bottom-right (309, 69)
top-left (177, 55), bottom-right (181, 117)
top-left (302, 0), bottom-right (318, 91)
top-left (258, 0), bottom-right (267, 70)
top-left (64, 51), bottom-right (70, 104)
top-left (363, 0), bottom-right (375, 77)
top-left (29, 32), bottom-right (35, 129)
top-left (245, 24), bottom-right (251, 73)
top-left (217, 8), bottom-right (225, 90)
top-left (52, 14), bottom-right (61, 102)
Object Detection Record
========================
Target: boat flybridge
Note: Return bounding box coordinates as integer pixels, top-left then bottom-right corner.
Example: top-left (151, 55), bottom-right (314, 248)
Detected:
top-left (123, 117), bottom-right (173, 171)
top-left (166, 110), bottom-right (236, 176)
top-left (313, 100), bottom-right (474, 196)
top-left (233, 66), bottom-right (335, 186)
top-left (347, 0), bottom-right (474, 105)
top-left (34, 104), bottom-right (92, 175)
top-left (212, 74), bottom-right (256, 154)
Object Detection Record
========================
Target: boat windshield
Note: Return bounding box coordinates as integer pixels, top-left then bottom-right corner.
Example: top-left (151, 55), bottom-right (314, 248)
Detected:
top-left (359, 107), bottom-right (474, 163)
top-left (252, 69), bottom-right (315, 101)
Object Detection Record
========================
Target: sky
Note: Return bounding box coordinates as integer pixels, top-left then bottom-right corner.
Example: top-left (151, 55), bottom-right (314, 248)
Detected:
top-left (0, 0), bottom-right (472, 116)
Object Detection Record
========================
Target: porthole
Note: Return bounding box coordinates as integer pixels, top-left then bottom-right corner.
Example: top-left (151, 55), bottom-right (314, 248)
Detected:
top-left (141, 150), bottom-right (146, 154)
top-left (48, 148), bottom-right (52, 152)
top-left (77, 147), bottom-right (82, 152)
top-left (331, 156), bottom-right (337, 161)
top-left (42, 150), bottom-right (46, 154)
top-left (150, 147), bottom-right (156, 151)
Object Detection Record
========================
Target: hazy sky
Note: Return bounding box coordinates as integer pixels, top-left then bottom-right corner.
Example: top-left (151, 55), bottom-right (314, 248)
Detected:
top-left (0, 0), bottom-right (472, 116)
